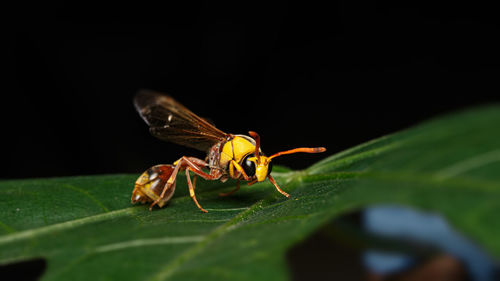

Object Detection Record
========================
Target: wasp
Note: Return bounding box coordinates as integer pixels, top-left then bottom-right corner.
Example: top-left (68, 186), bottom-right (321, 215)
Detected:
top-left (131, 90), bottom-right (326, 212)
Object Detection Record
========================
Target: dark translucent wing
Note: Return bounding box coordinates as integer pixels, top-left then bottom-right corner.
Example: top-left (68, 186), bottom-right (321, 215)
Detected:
top-left (134, 90), bottom-right (229, 152)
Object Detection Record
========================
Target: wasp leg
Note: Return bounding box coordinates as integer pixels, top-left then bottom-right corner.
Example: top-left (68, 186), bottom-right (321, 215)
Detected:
top-left (178, 156), bottom-right (221, 181)
top-left (219, 179), bottom-right (240, 197)
top-left (230, 160), bottom-right (253, 181)
top-left (192, 174), bottom-right (198, 190)
top-left (147, 180), bottom-right (177, 210)
top-left (149, 164), bottom-right (182, 210)
top-left (247, 179), bottom-right (258, 186)
top-left (178, 157), bottom-right (223, 212)
top-left (186, 168), bottom-right (208, 213)
top-left (149, 157), bottom-right (207, 210)
top-left (267, 174), bottom-right (290, 198)
top-left (131, 165), bottom-right (176, 208)
top-left (150, 156), bottom-right (222, 212)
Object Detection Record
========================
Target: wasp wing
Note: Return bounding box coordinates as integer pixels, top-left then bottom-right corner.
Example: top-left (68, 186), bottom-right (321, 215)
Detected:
top-left (134, 90), bottom-right (229, 152)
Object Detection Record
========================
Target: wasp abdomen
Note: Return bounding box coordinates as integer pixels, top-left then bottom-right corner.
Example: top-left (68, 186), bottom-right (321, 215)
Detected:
top-left (131, 164), bottom-right (176, 208)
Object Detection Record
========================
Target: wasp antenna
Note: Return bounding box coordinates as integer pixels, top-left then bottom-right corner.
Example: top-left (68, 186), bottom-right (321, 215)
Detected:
top-left (269, 147), bottom-right (326, 160)
top-left (248, 131), bottom-right (261, 163)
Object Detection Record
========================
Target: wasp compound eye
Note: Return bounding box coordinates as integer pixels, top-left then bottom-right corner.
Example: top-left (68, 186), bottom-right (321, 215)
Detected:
top-left (267, 160), bottom-right (273, 176)
top-left (242, 154), bottom-right (256, 177)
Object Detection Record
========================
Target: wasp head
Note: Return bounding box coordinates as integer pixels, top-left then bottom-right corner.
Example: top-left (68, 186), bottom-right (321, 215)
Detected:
top-left (247, 131), bottom-right (326, 183)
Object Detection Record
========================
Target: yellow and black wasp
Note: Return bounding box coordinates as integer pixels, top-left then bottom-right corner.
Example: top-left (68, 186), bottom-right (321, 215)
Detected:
top-left (132, 90), bottom-right (326, 212)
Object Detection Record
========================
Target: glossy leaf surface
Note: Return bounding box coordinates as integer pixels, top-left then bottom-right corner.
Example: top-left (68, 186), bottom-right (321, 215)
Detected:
top-left (0, 106), bottom-right (499, 280)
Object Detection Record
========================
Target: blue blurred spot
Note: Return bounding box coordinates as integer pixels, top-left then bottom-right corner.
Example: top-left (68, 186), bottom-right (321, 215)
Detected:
top-left (362, 205), bottom-right (498, 281)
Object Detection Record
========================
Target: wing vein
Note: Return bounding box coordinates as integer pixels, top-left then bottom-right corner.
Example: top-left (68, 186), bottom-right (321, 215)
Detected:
top-left (134, 90), bottom-right (229, 152)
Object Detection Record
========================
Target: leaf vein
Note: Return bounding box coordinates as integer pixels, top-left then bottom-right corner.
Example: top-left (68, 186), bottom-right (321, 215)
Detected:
top-left (60, 183), bottom-right (110, 212)
top-left (0, 208), bottom-right (136, 245)
top-left (94, 236), bottom-right (206, 253)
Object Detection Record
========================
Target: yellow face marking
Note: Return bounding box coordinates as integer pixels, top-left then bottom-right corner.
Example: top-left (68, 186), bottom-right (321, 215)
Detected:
top-left (249, 155), bottom-right (270, 182)
top-left (229, 160), bottom-right (245, 179)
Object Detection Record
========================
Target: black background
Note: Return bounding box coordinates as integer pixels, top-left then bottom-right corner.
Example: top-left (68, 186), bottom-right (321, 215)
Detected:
top-left (5, 2), bottom-right (499, 179)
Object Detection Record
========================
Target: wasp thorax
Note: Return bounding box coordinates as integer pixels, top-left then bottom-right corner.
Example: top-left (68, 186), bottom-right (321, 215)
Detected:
top-left (131, 165), bottom-right (176, 208)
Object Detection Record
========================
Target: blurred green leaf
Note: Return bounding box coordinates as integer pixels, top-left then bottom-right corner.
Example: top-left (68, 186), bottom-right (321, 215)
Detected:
top-left (0, 105), bottom-right (499, 281)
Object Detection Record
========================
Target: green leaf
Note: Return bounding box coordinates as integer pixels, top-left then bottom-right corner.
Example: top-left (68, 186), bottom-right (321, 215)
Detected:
top-left (1, 105), bottom-right (499, 281)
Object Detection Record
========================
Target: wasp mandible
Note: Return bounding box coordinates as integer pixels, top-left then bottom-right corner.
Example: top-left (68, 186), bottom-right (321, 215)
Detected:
top-left (131, 90), bottom-right (326, 212)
